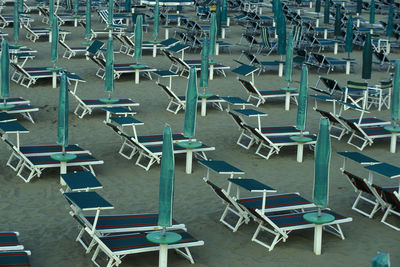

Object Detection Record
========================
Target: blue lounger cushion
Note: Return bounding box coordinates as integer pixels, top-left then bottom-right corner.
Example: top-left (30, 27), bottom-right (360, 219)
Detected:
top-left (0, 251), bottom-right (30, 266)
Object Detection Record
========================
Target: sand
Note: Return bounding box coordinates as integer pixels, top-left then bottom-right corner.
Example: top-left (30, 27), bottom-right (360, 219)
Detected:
top-left (0, 1), bottom-right (399, 266)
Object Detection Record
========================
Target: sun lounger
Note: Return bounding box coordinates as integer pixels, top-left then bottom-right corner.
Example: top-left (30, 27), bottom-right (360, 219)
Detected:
top-left (0, 232), bottom-right (24, 251)
top-left (204, 178), bottom-right (316, 232)
top-left (309, 76), bottom-right (344, 98)
top-left (71, 92), bottom-right (139, 119)
top-left (341, 117), bottom-right (398, 151)
top-left (237, 51), bottom-right (280, 75)
top-left (371, 183), bottom-right (400, 231)
top-left (245, 207), bottom-right (352, 251)
top-left (0, 250), bottom-right (31, 266)
top-left (0, 113), bottom-right (16, 123)
top-left (172, 55), bottom-right (230, 78)
top-left (91, 229), bottom-right (204, 266)
top-left (59, 40), bottom-right (87, 59)
top-left (310, 53), bottom-right (354, 74)
top-left (238, 78), bottom-right (298, 107)
top-left (157, 82), bottom-right (224, 114)
top-left (3, 104), bottom-right (38, 123)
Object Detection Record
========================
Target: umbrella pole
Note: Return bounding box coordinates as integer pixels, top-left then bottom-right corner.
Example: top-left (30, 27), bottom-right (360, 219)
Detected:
top-left (159, 228), bottom-right (168, 267)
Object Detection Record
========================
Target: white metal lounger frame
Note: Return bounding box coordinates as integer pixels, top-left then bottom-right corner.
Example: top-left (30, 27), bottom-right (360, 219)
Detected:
top-left (59, 39), bottom-right (87, 59)
top-left (90, 230), bottom-right (203, 267)
top-left (11, 63), bottom-right (53, 88)
top-left (251, 208), bottom-right (352, 251)
top-left (227, 110), bottom-right (255, 149)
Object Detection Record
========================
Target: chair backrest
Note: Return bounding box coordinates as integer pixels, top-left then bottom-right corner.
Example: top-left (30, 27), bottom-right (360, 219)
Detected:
top-left (372, 184), bottom-right (400, 209)
top-left (320, 77), bottom-right (342, 93)
top-left (377, 80), bottom-right (392, 90)
top-left (238, 78), bottom-right (259, 95)
top-left (10, 63), bottom-right (31, 78)
top-left (260, 26), bottom-right (270, 49)
top-left (122, 35), bottom-right (134, 47)
top-left (203, 178), bottom-right (235, 206)
top-left (156, 82), bottom-right (182, 103)
top-left (243, 51), bottom-right (259, 65)
top-left (246, 125), bottom-right (279, 150)
top-left (342, 170), bottom-right (373, 194)
top-left (87, 40), bottom-right (104, 55)
top-left (313, 53), bottom-right (328, 65)
top-left (315, 108), bottom-right (341, 124)
top-left (227, 110), bottom-right (246, 130)
top-left (58, 39), bottom-right (70, 50)
top-left (347, 81), bottom-right (368, 91)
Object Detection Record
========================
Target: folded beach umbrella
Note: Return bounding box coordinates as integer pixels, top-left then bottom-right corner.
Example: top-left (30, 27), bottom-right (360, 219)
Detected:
top-left (200, 35), bottom-right (209, 89)
top-left (296, 65), bottom-right (308, 132)
top-left (315, 0), bottom-right (321, 12)
top-left (334, 5), bottom-right (341, 38)
top-left (13, 0), bottom-right (19, 44)
top-left (391, 61), bottom-right (400, 124)
top-left (313, 118), bottom-right (331, 209)
top-left (104, 36), bottom-right (114, 97)
top-left (85, 0), bottom-right (91, 40)
top-left (125, 0), bottom-right (131, 12)
top-left (371, 253), bottom-right (391, 267)
top-left (108, 0), bottom-right (114, 26)
top-left (184, 68), bottom-right (198, 138)
top-left (284, 31), bottom-right (293, 86)
top-left (73, 0), bottom-right (79, 15)
top-left (0, 40), bottom-right (11, 108)
top-left (153, 0), bottom-right (159, 41)
top-left (216, 0), bottom-right (222, 37)
top-left (356, 0), bottom-right (362, 14)
top-left (19, 0), bottom-right (24, 13)
top-left (369, 0), bottom-right (375, 24)
top-left (146, 124), bottom-right (181, 267)
top-left (209, 13), bottom-right (216, 58)
top-left (277, 12), bottom-right (286, 56)
top-left (323, 0), bottom-right (329, 24)
top-left (134, 15), bottom-right (143, 62)
top-left (345, 15), bottom-right (353, 56)
top-left (57, 72), bottom-right (69, 150)
top-left (51, 16), bottom-right (58, 66)
top-left (49, 0), bottom-right (54, 26)
top-left (386, 4), bottom-right (393, 38)
top-left (362, 33), bottom-right (372, 80)
top-left (66, 0), bottom-right (72, 11)
top-left (221, 0), bottom-right (227, 24)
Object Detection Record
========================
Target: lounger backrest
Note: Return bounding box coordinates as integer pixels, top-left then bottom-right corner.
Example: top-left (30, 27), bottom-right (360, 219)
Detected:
top-left (377, 80), bottom-right (392, 90)
top-left (342, 170), bottom-right (373, 194)
top-left (204, 178), bottom-right (235, 206)
top-left (122, 35), bottom-right (134, 47)
top-left (321, 77), bottom-right (341, 93)
top-left (238, 78), bottom-right (259, 96)
top-left (87, 40), bottom-right (104, 55)
top-left (243, 51), bottom-right (259, 65)
top-left (347, 81), bottom-right (368, 91)
top-left (173, 56), bottom-right (190, 69)
top-left (227, 110), bottom-right (246, 130)
top-left (371, 184), bottom-right (400, 208)
top-left (89, 55), bottom-right (105, 68)
top-left (58, 39), bottom-right (70, 50)
top-left (313, 53), bottom-right (328, 65)
top-left (315, 109), bottom-right (340, 124)
top-left (260, 26), bottom-right (270, 48)
top-left (10, 63), bottom-right (31, 78)
top-left (156, 82), bottom-right (181, 102)
top-left (247, 126), bottom-right (279, 150)
top-left (254, 209), bottom-right (288, 237)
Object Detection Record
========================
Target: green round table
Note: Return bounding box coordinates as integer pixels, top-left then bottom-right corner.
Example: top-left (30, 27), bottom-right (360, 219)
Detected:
top-left (177, 141), bottom-right (202, 174)
top-left (129, 64), bottom-right (146, 84)
top-left (290, 135), bottom-right (312, 163)
top-left (303, 211), bottom-right (335, 255)
top-left (146, 231), bottom-right (182, 267)
top-left (51, 153), bottom-right (78, 185)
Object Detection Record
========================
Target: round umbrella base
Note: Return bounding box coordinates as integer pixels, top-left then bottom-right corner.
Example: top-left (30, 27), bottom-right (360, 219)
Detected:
top-left (50, 153), bottom-right (77, 162)
top-left (99, 98), bottom-right (119, 104)
top-left (303, 212), bottom-right (335, 224)
top-left (290, 136), bottom-right (312, 143)
top-left (177, 140), bottom-right (202, 149)
top-left (0, 103), bottom-right (15, 110)
top-left (146, 231), bottom-right (182, 244)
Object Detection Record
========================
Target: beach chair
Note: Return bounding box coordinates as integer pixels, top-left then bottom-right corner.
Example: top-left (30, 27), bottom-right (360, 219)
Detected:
top-left (371, 184), bottom-right (400, 231)
top-left (10, 63), bottom-right (55, 88)
top-left (59, 40), bottom-right (87, 59)
top-left (157, 82), bottom-right (224, 114)
top-left (372, 50), bottom-right (396, 72)
top-left (341, 117), bottom-right (398, 151)
top-left (244, 207), bottom-right (352, 251)
top-left (238, 51), bottom-right (279, 75)
top-left (343, 81), bottom-right (368, 110)
top-left (80, 22), bottom-right (109, 40)
top-left (342, 170), bottom-right (382, 218)
top-left (0, 232), bottom-right (24, 251)
top-left (238, 78), bottom-right (298, 107)
top-left (314, 109), bottom-right (350, 140)
top-left (91, 229), bottom-right (204, 266)
top-left (311, 53), bottom-right (351, 74)
top-left (173, 56), bottom-right (230, 78)
top-left (367, 80), bottom-right (392, 111)
top-left (3, 104), bottom-right (38, 123)
top-left (203, 178), bottom-right (316, 232)
top-left (70, 93), bottom-right (139, 119)
top-left (0, 250), bottom-right (31, 266)
top-left (0, 113), bottom-right (16, 123)
top-left (246, 126), bottom-right (316, 160)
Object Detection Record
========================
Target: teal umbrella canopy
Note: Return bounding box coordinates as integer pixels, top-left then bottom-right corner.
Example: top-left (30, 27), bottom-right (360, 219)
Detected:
top-left (386, 4), bottom-right (394, 37)
top-left (1, 40), bottom-right (10, 99)
top-left (296, 65), bottom-right (308, 131)
top-left (356, 0), bottom-right (362, 14)
top-left (221, 0), bottom-right (227, 24)
top-left (105, 36), bottom-right (114, 94)
top-left (323, 0), bottom-right (330, 24)
top-left (200, 35), bottom-right (209, 88)
top-left (57, 72), bottom-right (69, 148)
top-left (51, 16), bottom-right (59, 65)
top-left (334, 5), bottom-right (341, 37)
top-left (49, 0), bottom-right (54, 26)
top-left (315, 0), bottom-right (321, 12)
top-left (313, 118), bottom-right (331, 208)
top-left (19, 0), bottom-right (24, 13)
top-left (209, 13), bottom-right (217, 58)
top-left (277, 14), bottom-right (286, 55)
top-left (345, 15), bottom-right (353, 54)
top-left (85, 0), bottom-right (91, 40)
top-left (362, 33), bottom-right (372, 80)
top-left (273, 0), bottom-right (280, 23)
top-left (125, 0), bottom-right (131, 12)
top-left (134, 15), bottom-right (143, 62)
top-left (369, 0), bottom-right (375, 24)
top-left (13, 0), bottom-right (19, 43)
top-left (391, 61), bottom-right (400, 122)
top-left (108, 0), bottom-right (114, 26)
top-left (73, 0), bottom-right (79, 14)
top-left (153, 0), bottom-right (159, 41)
top-left (371, 253), bottom-right (390, 267)
top-left (158, 124), bottom-right (175, 228)
top-left (184, 68), bottom-right (198, 138)
top-left (216, 0), bottom-right (222, 37)
top-left (284, 31), bottom-right (293, 84)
